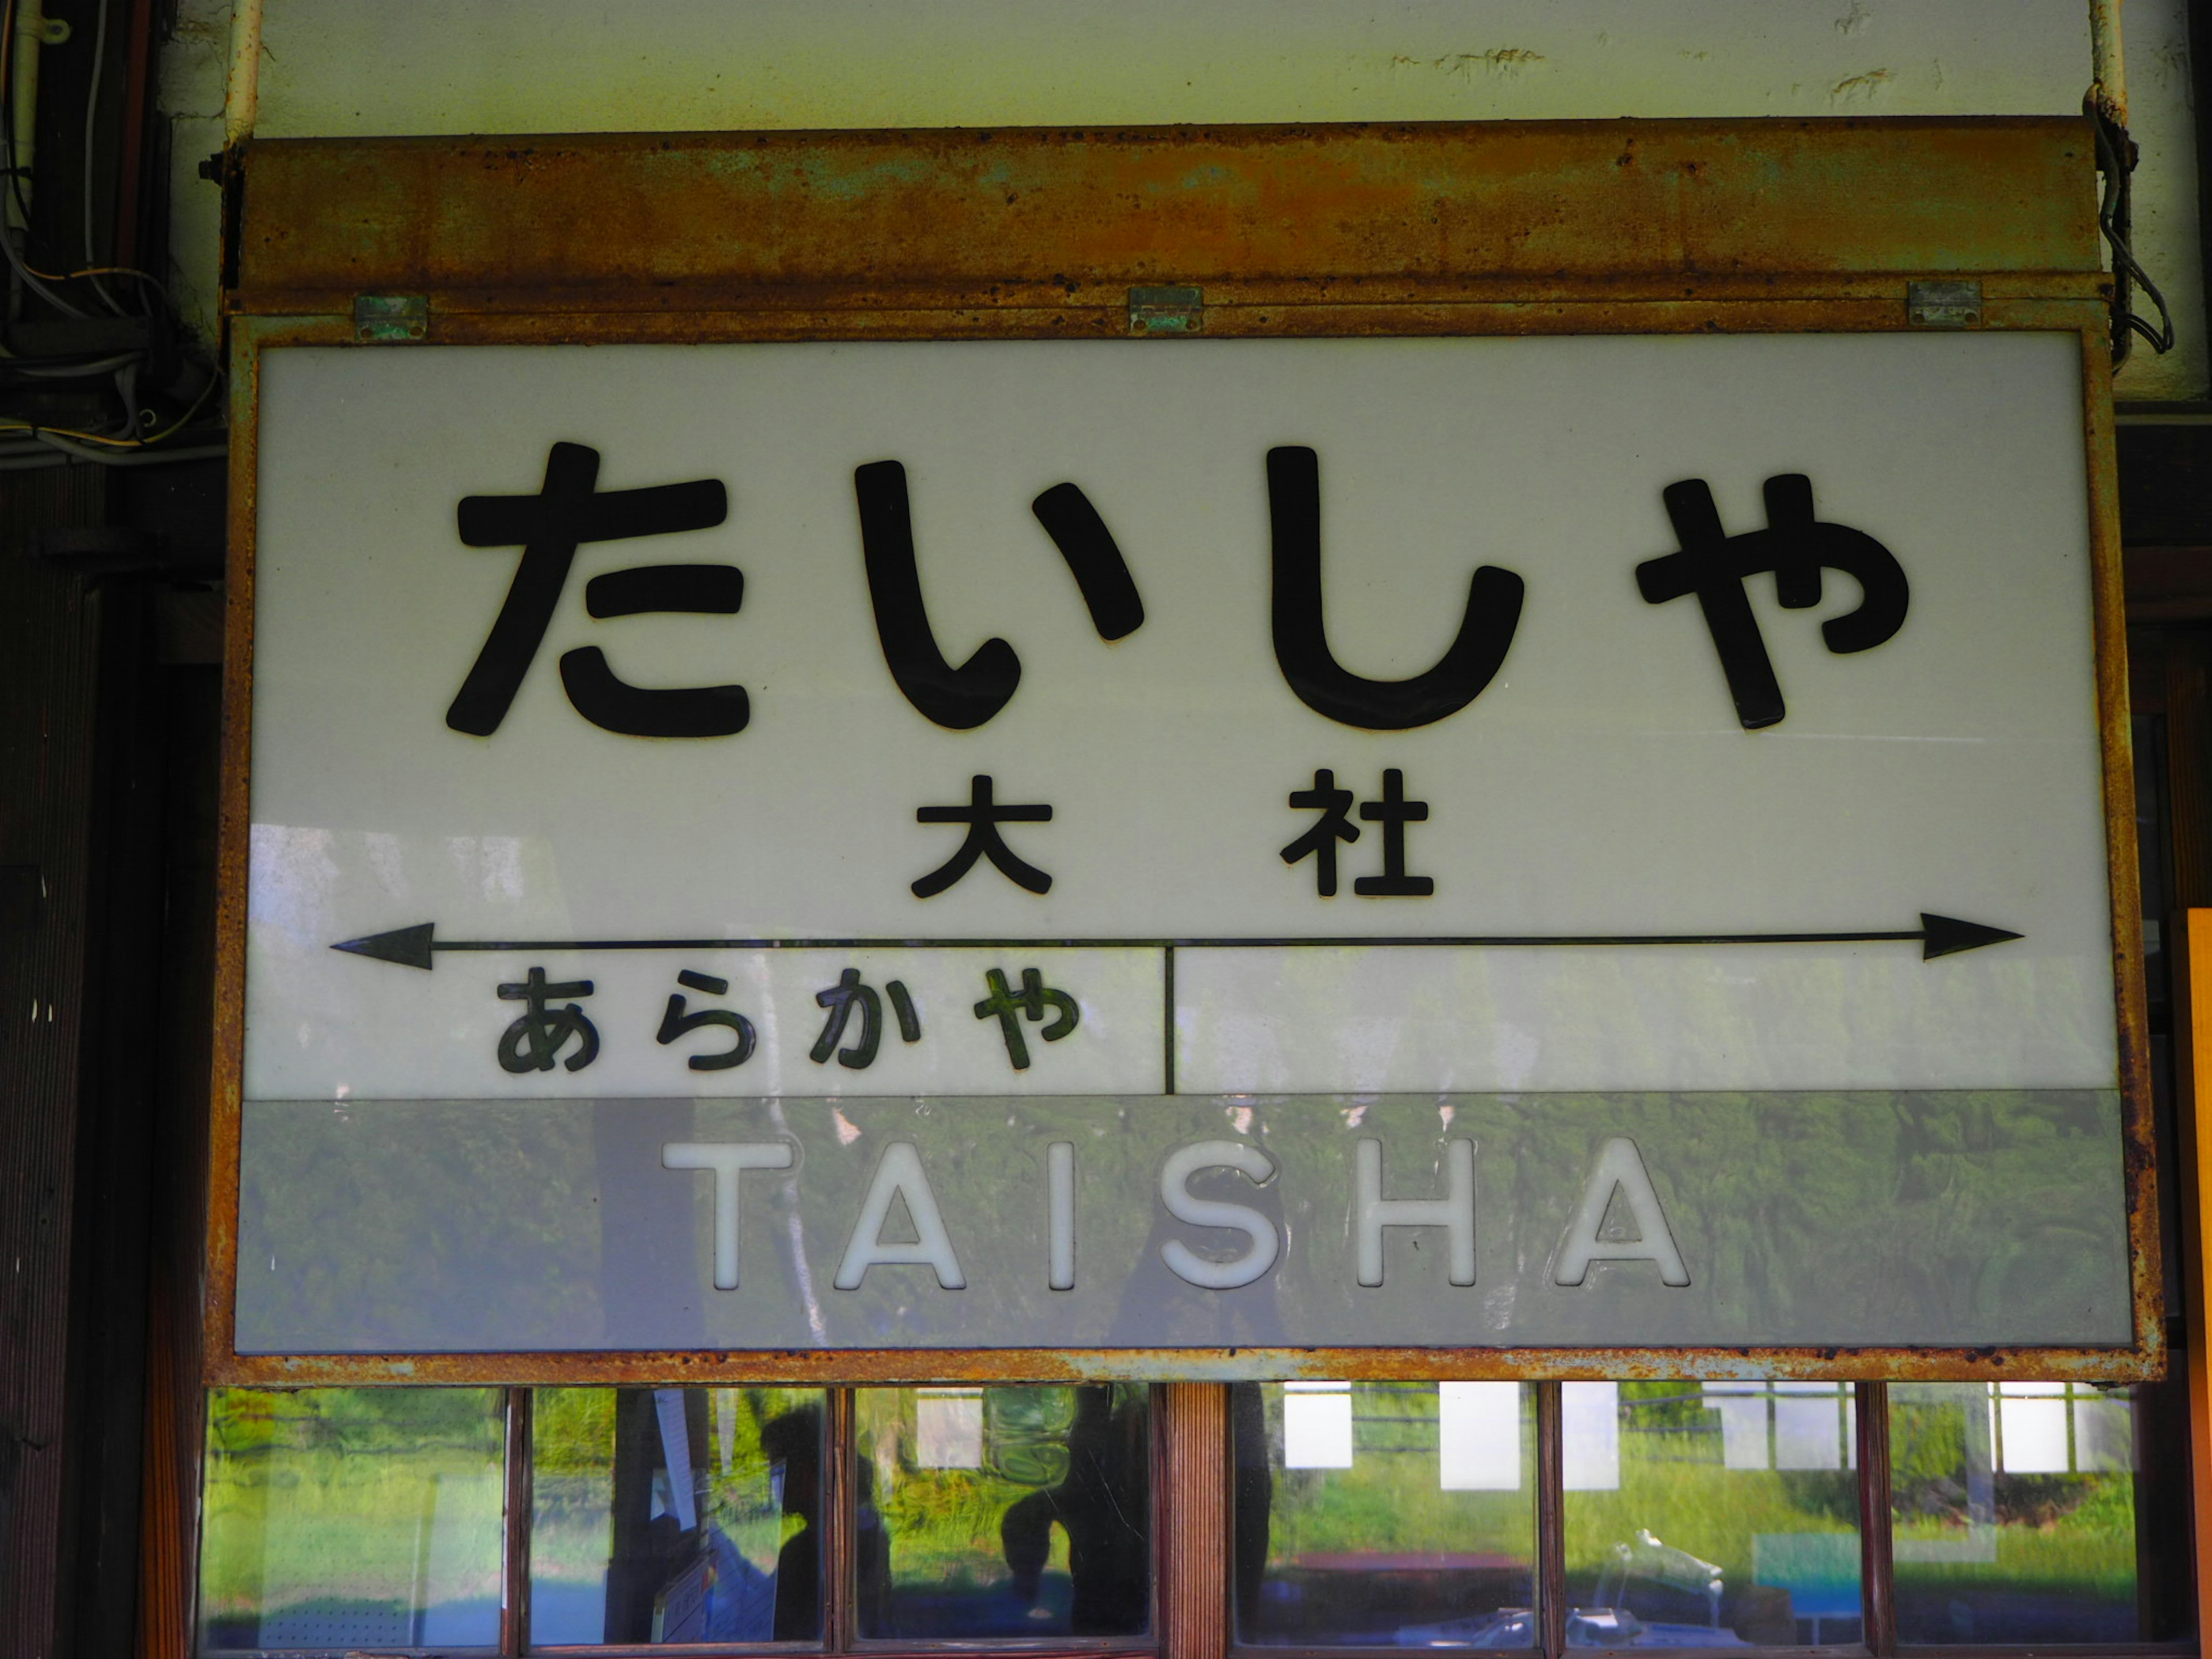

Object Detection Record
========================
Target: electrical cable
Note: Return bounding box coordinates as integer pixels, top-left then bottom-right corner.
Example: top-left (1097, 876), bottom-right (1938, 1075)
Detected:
top-left (79, 0), bottom-right (120, 315)
top-left (79, 264), bottom-right (154, 304)
top-left (0, 414), bottom-right (221, 451)
top-left (14, 260), bottom-right (166, 301)
top-left (0, 221), bottom-right (83, 315)
top-left (0, 0), bottom-right (160, 321)
top-left (0, 417), bottom-right (144, 441)
top-left (0, 348), bottom-right (142, 372)
top-left (0, 357), bottom-right (222, 446)
top-left (26, 431), bottom-right (224, 464)
top-left (0, 0), bottom-right (86, 319)
top-left (109, 351), bottom-right (137, 434)
top-left (1, 0), bottom-right (19, 227)
top-left (0, 0), bottom-right (222, 459)
top-left (0, 347), bottom-right (136, 374)
top-left (2091, 101), bottom-right (2176, 368)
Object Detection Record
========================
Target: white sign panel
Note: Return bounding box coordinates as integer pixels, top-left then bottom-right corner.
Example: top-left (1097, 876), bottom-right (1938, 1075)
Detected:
top-left (237, 332), bottom-right (2129, 1357)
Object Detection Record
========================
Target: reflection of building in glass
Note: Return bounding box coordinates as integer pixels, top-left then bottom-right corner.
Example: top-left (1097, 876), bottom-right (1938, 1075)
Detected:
top-left (1988, 1381), bottom-right (2135, 1474)
top-left (914, 1386), bottom-right (986, 1468)
top-left (1703, 1381), bottom-right (1857, 1471)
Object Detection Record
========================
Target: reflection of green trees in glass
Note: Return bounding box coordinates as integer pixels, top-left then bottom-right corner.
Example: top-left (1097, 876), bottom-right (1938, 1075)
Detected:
top-left (876, 1468), bottom-right (1021, 1588)
top-left (1889, 1385), bottom-right (2138, 1630)
top-left (1260, 1384), bottom-right (1535, 1562)
top-left (528, 1388), bottom-right (621, 1601)
top-left (858, 1382), bottom-right (1149, 1636)
top-left (242, 1102), bottom-right (604, 1349)
top-left (1493, 1093), bottom-right (2123, 1343)
top-left (531, 1387), bottom-right (614, 1473)
top-left (1240, 1384), bottom-right (1533, 1645)
top-left (1615, 1380), bottom-right (1706, 1430)
top-left (198, 1389), bottom-right (505, 1650)
top-left (528, 1387), bottom-right (818, 1601)
top-left (862, 1388), bottom-right (1078, 1587)
top-left (1561, 1385), bottom-right (1856, 1637)
top-left (200, 1377), bottom-right (2147, 1645)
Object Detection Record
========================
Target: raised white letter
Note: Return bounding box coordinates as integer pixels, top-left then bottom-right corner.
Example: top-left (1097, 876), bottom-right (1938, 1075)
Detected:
top-left (1159, 1140), bottom-right (1279, 1290)
top-left (1047, 1141), bottom-right (1076, 1291)
top-left (1355, 1137), bottom-right (1476, 1287)
top-left (1552, 1137), bottom-right (1690, 1287)
top-left (661, 1141), bottom-right (795, 1291)
top-left (835, 1141), bottom-right (966, 1290)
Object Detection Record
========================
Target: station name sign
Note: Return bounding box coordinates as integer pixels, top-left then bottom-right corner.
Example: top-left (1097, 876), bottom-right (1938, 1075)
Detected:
top-left (235, 332), bottom-right (2131, 1363)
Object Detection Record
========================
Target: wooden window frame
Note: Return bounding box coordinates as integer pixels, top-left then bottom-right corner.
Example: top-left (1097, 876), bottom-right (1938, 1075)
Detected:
top-left (190, 1375), bottom-right (2196, 1657)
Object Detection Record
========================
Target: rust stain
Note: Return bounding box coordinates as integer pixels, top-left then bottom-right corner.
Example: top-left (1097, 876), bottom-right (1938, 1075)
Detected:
top-left (225, 119), bottom-right (2100, 319)
top-left (1388, 48), bottom-right (1548, 77)
top-left (1831, 68), bottom-right (1896, 101)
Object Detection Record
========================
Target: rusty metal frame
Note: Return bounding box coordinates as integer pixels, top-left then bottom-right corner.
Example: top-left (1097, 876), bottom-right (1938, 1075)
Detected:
top-left (2173, 910), bottom-right (2212, 1640)
top-left (209, 116), bottom-right (2161, 1389)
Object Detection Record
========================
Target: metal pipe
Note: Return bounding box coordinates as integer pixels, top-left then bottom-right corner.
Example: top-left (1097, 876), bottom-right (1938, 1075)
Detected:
top-left (2090, 0), bottom-right (2127, 126)
top-left (224, 0), bottom-right (262, 146)
top-left (10, 0), bottom-right (46, 231)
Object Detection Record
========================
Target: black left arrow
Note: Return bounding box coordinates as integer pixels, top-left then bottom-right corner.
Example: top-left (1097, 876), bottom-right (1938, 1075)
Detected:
top-left (332, 912), bottom-right (2023, 970)
top-left (333, 921), bottom-right (439, 969)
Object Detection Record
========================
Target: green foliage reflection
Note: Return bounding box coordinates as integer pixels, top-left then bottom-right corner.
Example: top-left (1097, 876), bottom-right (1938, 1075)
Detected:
top-left (198, 1388), bottom-right (505, 1652)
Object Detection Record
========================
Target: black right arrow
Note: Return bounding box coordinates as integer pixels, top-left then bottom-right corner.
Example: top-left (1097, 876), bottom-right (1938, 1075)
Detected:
top-left (329, 912), bottom-right (2023, 971)
top-left (1914, 912), bottom-right (2025, 960)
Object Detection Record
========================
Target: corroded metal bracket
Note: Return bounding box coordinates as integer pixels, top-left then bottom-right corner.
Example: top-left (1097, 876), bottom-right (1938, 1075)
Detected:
top-left (1907, 278), bottom-right (1984, 328)
top-left (1130, 285), bottom-right (1203, 335)
top-left (351, 293), bottom-right (427, 342)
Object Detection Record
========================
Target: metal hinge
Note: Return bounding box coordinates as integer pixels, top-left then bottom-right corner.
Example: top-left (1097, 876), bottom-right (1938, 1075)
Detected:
top-left (1129, 285), bottom-right (1203, 336)
top-left (354, 294), bottom-right (429, 343)
top-left (1906, 279), bottom-right (1982, 328)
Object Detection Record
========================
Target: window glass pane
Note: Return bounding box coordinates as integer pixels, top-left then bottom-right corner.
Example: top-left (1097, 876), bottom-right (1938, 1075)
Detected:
top-left (529, 1386), bottom-right (824, 1645)
top-left (855, 1383), bottom-right (1150, 1638)
top-left (1233, 1381), bottom-right (1536, 1647)
top-left (1891, 1381), bottom-right (2154, 1643)
top-left (198, 1387), bottom-right (505, 1653)
top-left (1561, 1380), bottom-right (1861, 1647)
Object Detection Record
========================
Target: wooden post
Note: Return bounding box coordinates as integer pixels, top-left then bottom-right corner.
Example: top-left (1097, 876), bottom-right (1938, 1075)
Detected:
top-left (1160, 1382), bottom-right (1228, 1659)
top-left (2172, 910), bottom-right (2212, 1637)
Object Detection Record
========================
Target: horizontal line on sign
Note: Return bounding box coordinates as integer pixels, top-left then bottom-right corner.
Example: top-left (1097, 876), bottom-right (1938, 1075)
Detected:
top-left (430, 933), bottom-right (1926, 950)
top-left (332, 914), bottom-right (2021, 967)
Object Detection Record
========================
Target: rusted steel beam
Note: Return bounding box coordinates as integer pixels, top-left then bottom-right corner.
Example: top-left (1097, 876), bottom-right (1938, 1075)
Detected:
top-left (229, 118), bottom-right (2100, 316)
top-left (233, 272), bottom-right (2111, 319)
top-left (225, 292), bottom-right (2113, 345)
